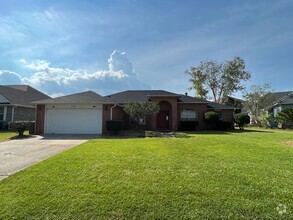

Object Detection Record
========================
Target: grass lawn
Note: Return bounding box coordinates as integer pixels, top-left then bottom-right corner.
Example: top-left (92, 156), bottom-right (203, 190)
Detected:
top-left (0, 129), bottom-right (292, 219)
top-left (0, 131), bottom-right (20, 142)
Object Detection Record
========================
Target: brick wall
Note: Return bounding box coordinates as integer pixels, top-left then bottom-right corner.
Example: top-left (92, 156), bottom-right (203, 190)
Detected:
top-left (178, 103), bottom-right (208, 130)
top-left (35, 104), bottom-right (45, 134)
top-left (13, 107), bottom-right (35, 121)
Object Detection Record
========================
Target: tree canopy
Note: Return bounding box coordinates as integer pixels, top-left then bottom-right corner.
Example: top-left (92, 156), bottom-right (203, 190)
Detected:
top-left (123, 102), bottom-right (160, 126)
top-left (243, 84), bottom-right (275, 124)
top-left (186, 56), bottom-right (251, 103)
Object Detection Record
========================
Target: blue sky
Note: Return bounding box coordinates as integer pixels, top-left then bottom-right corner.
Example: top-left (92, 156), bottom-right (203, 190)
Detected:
top-left (0, 0), bottom-right (292, 97)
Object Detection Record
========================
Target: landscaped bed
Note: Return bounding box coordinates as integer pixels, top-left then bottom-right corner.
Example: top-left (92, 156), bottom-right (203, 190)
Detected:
top-left (0, 129), bottom-right (292, 219)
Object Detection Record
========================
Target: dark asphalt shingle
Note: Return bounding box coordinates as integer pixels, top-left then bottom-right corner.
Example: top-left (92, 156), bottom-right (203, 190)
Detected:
top-left (0, 85), bottom-right (50, 107)
top-left (34, 91), bottom-right (112, 104)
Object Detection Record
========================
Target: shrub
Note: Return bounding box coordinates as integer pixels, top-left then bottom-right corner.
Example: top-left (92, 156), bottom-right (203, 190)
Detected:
top-left (179, 121), bottom-right (199, 131)
top-left (205, 111), bottom-right (220, 123)
top-left (106, 120), bottom-right (123, 133)
top-left (204, 111), bottom-right (219, 129)
top-left (145, 131), bottom-right (162, 137)
top-left (28, 121), bottom-right (35, 134)
top-left (8, 121), bottom-right (34, 136)
top-left (216, 121), bottom-right (233, 130)
top-left (276, 108), bottom-right (293, 129)
top-left (234, 113), bottom-right (250, 130)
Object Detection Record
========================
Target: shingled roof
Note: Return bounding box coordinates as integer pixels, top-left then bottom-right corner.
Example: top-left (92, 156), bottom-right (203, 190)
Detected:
top-left (33, 91), bottom-right (112, 104)
top-left (106, 90), bottom-right (210, 104)
top-left (207, 102), bottom-right (236, 110)
top-left (266, 91), bottom-right (293, 110)
top-left (0, 85), bottom-right (50, 107)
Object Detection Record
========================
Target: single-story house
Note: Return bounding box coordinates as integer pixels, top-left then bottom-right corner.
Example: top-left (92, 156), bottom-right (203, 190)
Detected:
top-left (34, 90), bottom-right (235, 134)
top-left (0, 85), bottom-right (50, 128)
top-left (266, 91), bottom-right (293, 117)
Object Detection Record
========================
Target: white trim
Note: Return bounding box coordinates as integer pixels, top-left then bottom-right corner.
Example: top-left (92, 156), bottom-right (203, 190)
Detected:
top-left (3, 106), bottom-right (7, 121)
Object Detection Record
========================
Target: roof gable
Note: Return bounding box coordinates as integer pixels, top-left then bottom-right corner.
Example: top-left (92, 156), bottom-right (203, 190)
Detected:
top-left (34, 91), bottom-right (112, 104)
top-left (0, 85), bottom-right (50, 106)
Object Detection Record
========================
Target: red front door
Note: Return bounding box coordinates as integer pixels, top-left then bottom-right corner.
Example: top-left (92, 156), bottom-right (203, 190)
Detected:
top-left (157, 110), bottom-right (170, 130)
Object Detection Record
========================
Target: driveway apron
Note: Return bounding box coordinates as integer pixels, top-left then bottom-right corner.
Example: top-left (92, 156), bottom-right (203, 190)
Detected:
top-left (0, 135), bottom-right (92, 181)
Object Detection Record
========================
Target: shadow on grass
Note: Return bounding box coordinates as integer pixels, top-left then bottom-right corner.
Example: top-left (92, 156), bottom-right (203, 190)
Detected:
top-left (10, 135), bottom-right (35, 140)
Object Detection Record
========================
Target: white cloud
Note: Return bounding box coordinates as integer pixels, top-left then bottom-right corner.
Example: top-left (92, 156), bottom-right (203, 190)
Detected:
top-left (0, 50), bottom-right (150, 96)
top-left (0, 70), bottom-right (22, 84)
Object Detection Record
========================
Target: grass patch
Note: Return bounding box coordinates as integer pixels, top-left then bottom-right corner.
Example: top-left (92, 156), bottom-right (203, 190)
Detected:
top-left (0, 129), bottom-right (292, 219)
top-left (0, 131), bottom-right (24, 142)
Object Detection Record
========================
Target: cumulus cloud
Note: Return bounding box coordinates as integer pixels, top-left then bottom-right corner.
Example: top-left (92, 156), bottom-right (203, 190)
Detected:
top-left (0, 70), bottom-right (22, 84)
top-left (0, 50), bottom-right (150, 96)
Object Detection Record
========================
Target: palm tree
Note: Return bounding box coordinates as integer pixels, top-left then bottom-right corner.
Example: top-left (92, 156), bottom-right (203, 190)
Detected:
top-left (276, 108), bottom-right (293, 129)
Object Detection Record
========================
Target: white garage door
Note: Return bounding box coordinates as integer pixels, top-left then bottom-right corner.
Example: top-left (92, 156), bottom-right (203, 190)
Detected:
top-left (45, 108), bottom-right (102, 134)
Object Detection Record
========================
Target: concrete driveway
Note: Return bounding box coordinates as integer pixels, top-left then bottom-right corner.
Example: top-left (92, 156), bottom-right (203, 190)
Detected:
top-left (0, 135), bottom-right (94, 181)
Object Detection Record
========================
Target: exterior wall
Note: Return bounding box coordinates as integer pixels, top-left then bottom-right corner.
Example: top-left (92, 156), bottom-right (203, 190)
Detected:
top-left (103, 104), bottom-right (146, 134)
top-left (13, 107), bottom-right (35, 121)
top-left (177, 103), bottom-right (208, 130)
top-left (0, 106), bottom-right (34, 122)
top-left (103, 99), bottom-right (179, 133)
top-left (221, 109), bottom-right (234, 123)
top-left (102, 101), bottom-right (234, 133)
top-left (35, 104), bottom-right (45, 134)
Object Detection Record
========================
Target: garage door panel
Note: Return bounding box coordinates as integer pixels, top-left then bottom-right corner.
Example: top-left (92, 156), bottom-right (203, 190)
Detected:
top-left (45, 108), bottom-right (102, 134)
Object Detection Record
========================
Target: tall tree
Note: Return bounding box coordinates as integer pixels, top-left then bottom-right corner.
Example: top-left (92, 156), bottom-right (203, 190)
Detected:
top-left (243, 84), bottom-right (275, 124)
top-left (186, 57), bottom-right (251, 103)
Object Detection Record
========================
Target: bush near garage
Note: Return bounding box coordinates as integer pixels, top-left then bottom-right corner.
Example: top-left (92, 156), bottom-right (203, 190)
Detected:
top-left (8, 121), bottom-right (35, 137)
top-left (106, 120), bottom-right (123, 133)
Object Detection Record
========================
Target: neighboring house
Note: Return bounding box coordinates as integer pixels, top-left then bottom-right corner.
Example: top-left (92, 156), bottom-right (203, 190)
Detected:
top-left (223, 96), bottom-right (244, 113)
top-left (34, 90), bottom-right (235, 134)
top-left (0, 85), bottom-right (50, 128)
top-left (266, 91), bottom-right (293, 117)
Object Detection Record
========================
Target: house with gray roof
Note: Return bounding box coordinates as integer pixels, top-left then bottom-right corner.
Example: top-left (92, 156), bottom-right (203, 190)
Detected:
top-left (35, 90), bottom-right (235, 134)
top-left (0, 85), bottom-right (50, 129)
top-left (266, 91), bottom-right (293, 116)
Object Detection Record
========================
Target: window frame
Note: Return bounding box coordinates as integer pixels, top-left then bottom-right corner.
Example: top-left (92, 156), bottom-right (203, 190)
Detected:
top-left (180, 109), bottom-right (197, 121)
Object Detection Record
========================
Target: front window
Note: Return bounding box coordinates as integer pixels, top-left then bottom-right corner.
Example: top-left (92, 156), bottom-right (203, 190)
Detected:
top-left (180, 110), bottom-right (197, 121)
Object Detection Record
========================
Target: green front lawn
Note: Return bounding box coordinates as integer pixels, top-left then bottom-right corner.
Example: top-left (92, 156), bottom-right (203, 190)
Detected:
top-left (0, 129), bottom-right (292, 219)
top-left (0, 131), bottom-right (19, 142)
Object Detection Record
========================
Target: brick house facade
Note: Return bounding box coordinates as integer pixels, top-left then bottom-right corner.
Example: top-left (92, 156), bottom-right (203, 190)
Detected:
top-left (34, 90), bottom-right (235, 135)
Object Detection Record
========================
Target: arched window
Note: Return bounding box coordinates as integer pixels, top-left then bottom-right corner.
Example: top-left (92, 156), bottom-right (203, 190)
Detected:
top-left (180, 110), bottom-right (197, 121)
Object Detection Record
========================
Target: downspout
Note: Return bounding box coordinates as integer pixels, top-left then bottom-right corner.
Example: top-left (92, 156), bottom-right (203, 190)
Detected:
top-left (11, 106), bottom-right (15, 122)
top-left (110, 104), bottom-right (117, 120)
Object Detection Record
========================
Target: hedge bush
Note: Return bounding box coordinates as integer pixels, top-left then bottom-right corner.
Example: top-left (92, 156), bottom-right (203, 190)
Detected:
top-left (106, 120), bottom-right (123, 133)
top-left (179, 121), bottom-right (199, 131)
top-left (234, 113), bottom-right (250, 130)
top-left (204, 111), bottom-right (220, 123)
top-left (8, 121), bottom-right (35, 136)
